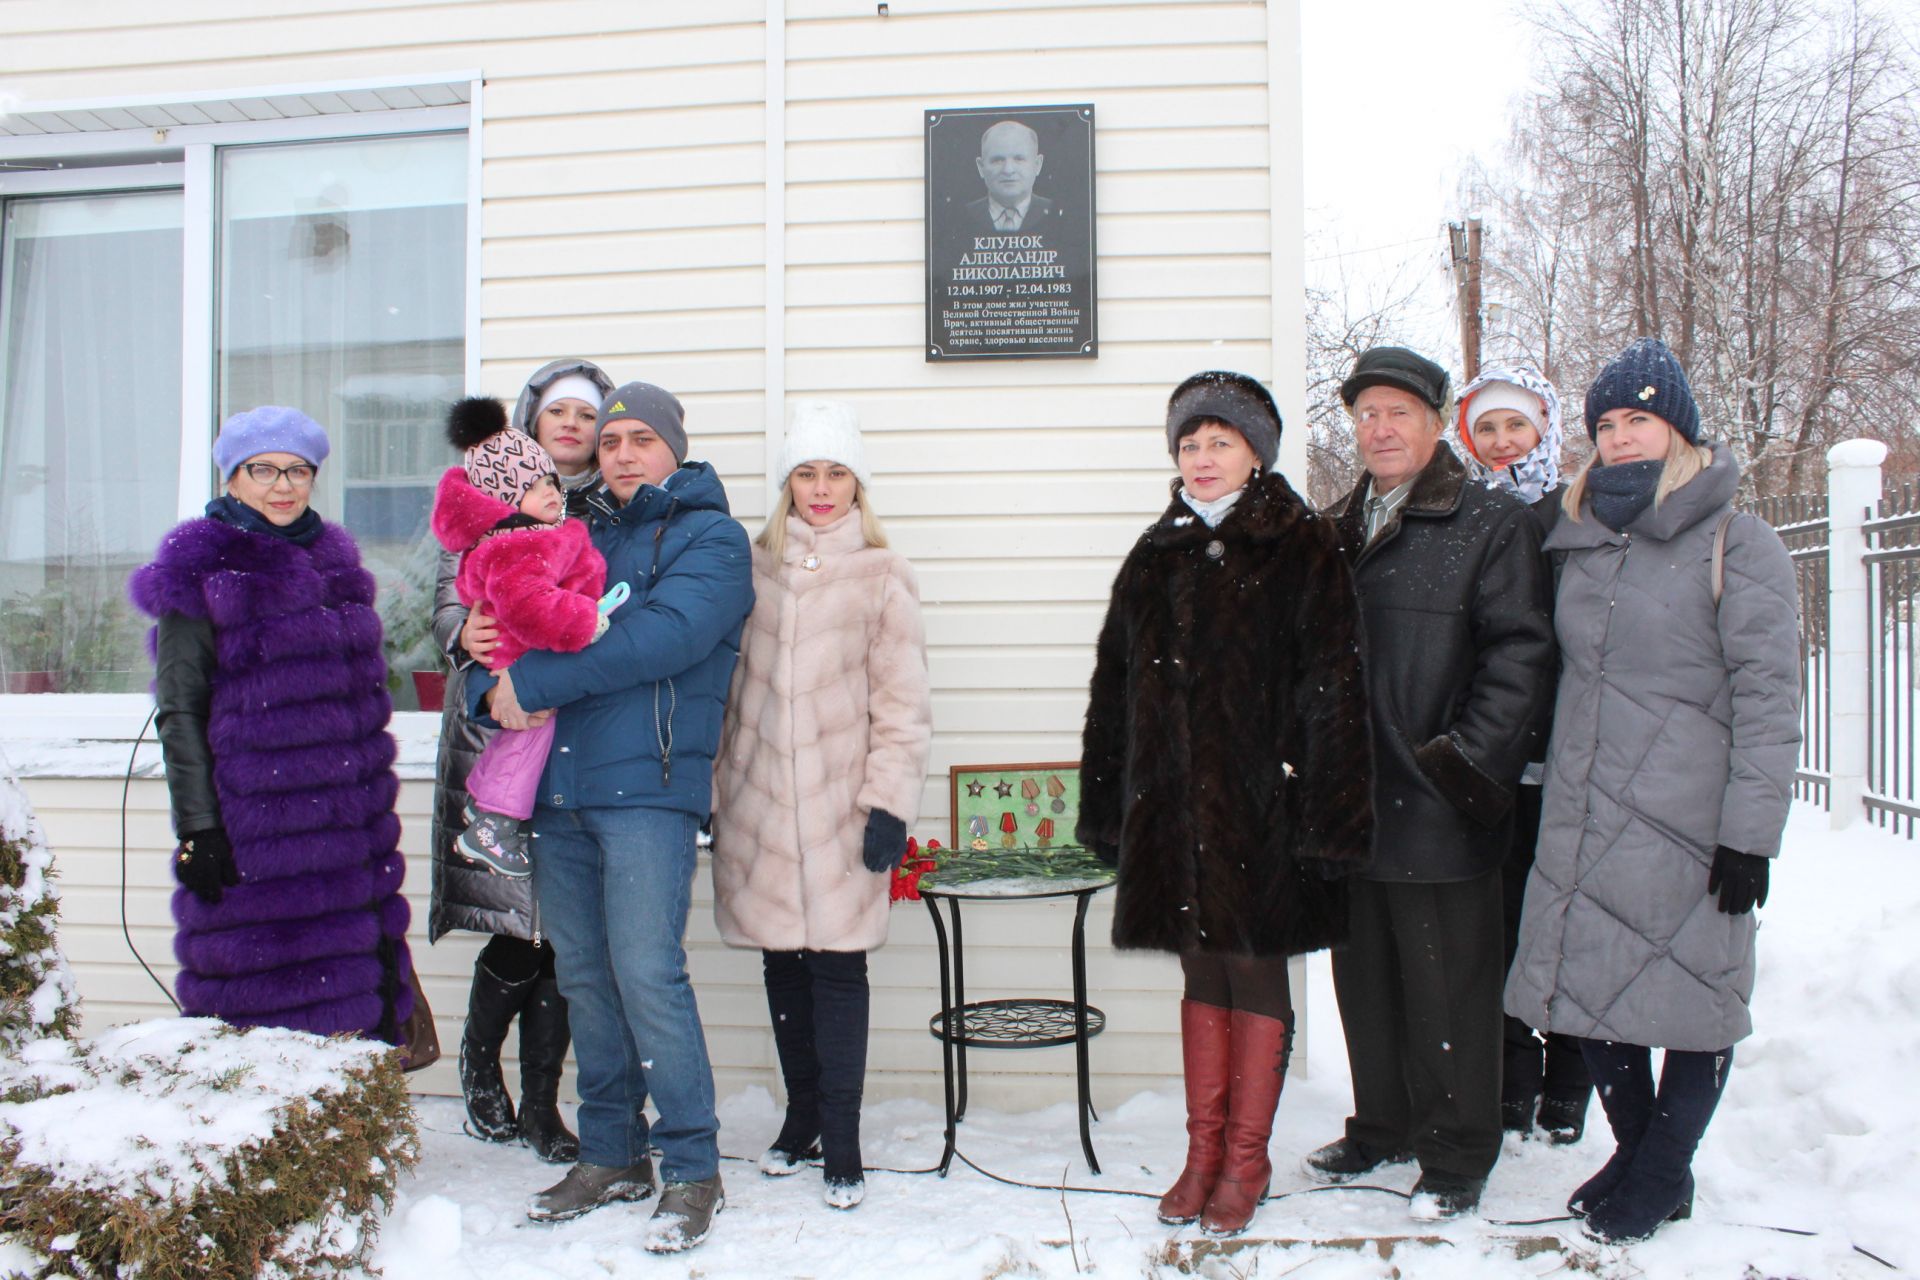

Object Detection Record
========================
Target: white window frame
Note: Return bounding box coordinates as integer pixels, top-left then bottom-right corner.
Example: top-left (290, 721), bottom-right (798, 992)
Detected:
top-left (0, 75), bottom-right (483, 761)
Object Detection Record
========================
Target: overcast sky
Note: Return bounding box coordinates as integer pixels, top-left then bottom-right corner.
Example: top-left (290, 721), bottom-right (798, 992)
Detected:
top-left (1297, 0), bottom-right (1538, 358)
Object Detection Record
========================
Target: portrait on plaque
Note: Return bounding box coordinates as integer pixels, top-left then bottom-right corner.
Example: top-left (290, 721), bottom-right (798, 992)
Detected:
top-left (925, 104), bottom-right (1097, 361)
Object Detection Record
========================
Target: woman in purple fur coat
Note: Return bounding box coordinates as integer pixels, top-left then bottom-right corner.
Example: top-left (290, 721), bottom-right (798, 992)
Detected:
top-left (130, 406), bottom-right (414, 1043)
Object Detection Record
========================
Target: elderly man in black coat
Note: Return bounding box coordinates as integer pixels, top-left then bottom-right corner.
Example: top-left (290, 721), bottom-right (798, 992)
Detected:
top-left (1305, 346), bottom-right (1556, 1219)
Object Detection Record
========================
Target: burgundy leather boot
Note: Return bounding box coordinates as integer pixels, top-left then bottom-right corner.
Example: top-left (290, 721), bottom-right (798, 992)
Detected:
top-left (1157, 1000), bottom-right (1234, 1224)
top-left (1200, 1009), bottom-right (1291, 1237)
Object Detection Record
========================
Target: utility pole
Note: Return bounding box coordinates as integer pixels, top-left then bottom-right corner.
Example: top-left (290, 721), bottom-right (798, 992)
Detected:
top-left (1448, 218), bottom-right (1484, 381)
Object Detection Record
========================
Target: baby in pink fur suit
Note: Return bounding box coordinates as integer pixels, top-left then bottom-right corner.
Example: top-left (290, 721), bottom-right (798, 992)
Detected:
top-left (431, 396), bottom-right (613, 875)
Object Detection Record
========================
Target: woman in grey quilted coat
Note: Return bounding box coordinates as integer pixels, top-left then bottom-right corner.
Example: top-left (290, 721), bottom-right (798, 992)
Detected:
top-left (1504, 339), bottom-right (1799, 1245)
top-left (428, 357), bottom-right (613, 1162)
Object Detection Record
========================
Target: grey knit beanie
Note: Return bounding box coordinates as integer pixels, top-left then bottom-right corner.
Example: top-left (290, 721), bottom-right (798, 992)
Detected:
top-left (600, 381), bottom-right (688, 463)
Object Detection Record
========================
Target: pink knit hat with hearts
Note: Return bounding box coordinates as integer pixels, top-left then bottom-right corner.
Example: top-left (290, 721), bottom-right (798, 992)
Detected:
top-left (446, 396), bottom-right (555, 508)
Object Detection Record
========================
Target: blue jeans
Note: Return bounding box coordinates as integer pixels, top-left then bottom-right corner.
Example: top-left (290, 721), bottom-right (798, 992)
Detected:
top-left (531, 804), bottom-right (718, 1180)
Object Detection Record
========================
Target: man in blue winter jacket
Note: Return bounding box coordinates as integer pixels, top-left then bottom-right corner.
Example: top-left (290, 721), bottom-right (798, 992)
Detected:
top-left (470, 381), bottom-right (753, 1254)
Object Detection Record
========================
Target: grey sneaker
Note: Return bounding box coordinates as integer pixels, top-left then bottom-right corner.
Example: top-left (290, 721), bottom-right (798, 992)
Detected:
top-left (457, 809), bottom-right (532, 878)
top-left (642, 1174), bottom-right (725, 1253)
top-left (526, 1158), bottom-right (656, 1222)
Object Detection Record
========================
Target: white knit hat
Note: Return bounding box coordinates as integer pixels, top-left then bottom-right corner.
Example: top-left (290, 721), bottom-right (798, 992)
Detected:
top-left (1464, 380), bottom-right (1547, 436)
top-left (780, 399), bottom-right (869, 486)
top-left (535, 373), bottom-right (605, 420)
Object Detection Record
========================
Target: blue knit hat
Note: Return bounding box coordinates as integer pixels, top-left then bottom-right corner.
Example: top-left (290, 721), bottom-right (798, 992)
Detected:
top-left (213, 406), bottom-right (331, 479)
top-left (1583, 338), bottom-right (1701, 445)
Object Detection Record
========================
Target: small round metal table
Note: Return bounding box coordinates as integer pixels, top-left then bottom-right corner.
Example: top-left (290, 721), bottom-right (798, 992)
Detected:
top-left (921, 873), bottom-right (1116, 1175)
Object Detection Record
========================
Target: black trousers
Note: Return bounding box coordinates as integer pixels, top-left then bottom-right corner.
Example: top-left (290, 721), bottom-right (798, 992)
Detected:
top-left (1332, 868), bottom-right (1505, 1180)
top-left (1501, 784), bottom-right (1592, 1103)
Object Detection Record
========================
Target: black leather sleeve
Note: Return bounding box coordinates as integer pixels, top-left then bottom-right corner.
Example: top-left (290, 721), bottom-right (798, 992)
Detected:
top-left (153, 611), bottom-right (222, 836)
top-left (431, 547), bottom-right (474, 668)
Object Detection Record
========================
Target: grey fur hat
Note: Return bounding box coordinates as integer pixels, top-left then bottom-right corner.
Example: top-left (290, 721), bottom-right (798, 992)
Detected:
top-left (1165, 371), bottom-right (1281, 469)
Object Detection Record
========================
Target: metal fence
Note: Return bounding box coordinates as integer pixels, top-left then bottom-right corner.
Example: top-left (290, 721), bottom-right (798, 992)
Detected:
top-left (1752, 493), bottom-right (1831, 809)
top-left (1864, 479), bottom-right (1920, 836)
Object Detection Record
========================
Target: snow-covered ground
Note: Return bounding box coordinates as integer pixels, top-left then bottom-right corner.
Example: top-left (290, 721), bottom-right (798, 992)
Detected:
top-left (8, 802), bottom-right (1911, 1279)
top-left (359, 803), bottom-right (1917, 1279)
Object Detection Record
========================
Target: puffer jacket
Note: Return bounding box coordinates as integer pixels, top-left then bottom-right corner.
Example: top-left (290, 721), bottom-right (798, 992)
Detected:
top-left (428, 357), bottom-right (611, 943)
top-left (468, 461), bottom-right (754, 818)
top-left (1326, 445), bottom-right (1557, 881)
top-left (1504, 444), bottom-right (1800, 1050)
top-left (711, 511), bottom-right (933, 953)
top-left (1079, 472), bottom-right (1375, 956)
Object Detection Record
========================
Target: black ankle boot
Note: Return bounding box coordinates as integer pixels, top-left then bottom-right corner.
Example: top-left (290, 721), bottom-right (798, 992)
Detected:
top-left (461, 957), bottom-right (535, 1143)
top-left (1540, 1033), bottom-right (1594, 1144)
top-left (1538, 1090), bottom-right (1590, 1145)
top-left (517, 975), bottom-right (580, 1164)
top-left (1501, 1015), bottom-right (1544, 1133)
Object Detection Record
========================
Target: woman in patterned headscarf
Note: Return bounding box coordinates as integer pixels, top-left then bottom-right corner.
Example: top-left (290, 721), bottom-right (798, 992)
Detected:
top-left (1454, 365), bottom-right (1593, 1147)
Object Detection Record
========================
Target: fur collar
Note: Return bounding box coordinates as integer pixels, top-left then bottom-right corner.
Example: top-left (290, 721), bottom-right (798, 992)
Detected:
top-left (1329, 443), bottom-right (1469, 524)
top-left (431, 465), bottom-right (516, 554)
top-left (781, 507), bottom-right (869, 565)
top-left (1144, 470), bottom-right (1312, 550)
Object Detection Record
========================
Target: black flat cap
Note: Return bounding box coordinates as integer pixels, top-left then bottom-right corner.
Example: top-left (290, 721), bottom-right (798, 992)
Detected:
top-left (1340, 346), bottom-right (1450, 411)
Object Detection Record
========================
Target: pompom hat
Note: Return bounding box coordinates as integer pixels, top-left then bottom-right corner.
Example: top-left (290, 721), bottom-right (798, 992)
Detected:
top-left (445, 395), bottom-right (555, 508)
top-left (1583, 337), bottom-right (1702, 445)
top-left (780, 399), bottom-right (870, 485)
top-left (213, 406), bottom-right (330, 479)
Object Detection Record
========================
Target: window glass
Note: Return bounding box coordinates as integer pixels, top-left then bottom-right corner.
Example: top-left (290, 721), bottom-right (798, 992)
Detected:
top-left (0, 190), bottom-right (184, 693)
top-left (218, 133), bottom-right (466, 709)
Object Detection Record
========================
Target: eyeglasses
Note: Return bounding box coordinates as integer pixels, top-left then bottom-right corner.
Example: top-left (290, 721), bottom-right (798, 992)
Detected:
top-left (240, 462), bottom-right (317, 488)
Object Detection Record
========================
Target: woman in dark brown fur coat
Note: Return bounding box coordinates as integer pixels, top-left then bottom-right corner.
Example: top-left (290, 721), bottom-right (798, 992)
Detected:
top-left (1078, 371), bottom-right (1374, 1238)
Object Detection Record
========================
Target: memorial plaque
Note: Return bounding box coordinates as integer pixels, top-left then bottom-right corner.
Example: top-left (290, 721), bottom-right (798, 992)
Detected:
top-left (925, 104), bottom-right (1097, 361)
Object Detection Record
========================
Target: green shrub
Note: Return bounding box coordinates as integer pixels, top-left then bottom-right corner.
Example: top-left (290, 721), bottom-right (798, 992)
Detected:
top-left (0, 1021), bottom-right (420, 1279)
top-left (0, 760), bottom-right (78, 1054)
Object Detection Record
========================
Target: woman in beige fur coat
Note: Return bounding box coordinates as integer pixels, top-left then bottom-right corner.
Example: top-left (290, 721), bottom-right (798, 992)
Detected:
top-left (712, 400), bottom-right (932, 1210)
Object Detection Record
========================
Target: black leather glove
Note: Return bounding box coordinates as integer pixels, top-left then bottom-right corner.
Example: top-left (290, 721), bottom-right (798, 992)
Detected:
top-left (861, 809), bottom-right (909, 874)
top-left (1707, 845), bottom-right (1769, 915)
top-left (174, 828), bottom-right (239, 904)
top-left (1089, 841), bottom-right (1119, 868)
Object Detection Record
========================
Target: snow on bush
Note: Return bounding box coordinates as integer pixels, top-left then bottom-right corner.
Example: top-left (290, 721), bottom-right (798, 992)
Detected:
top-left (0, 752), bottom-right (78, 1053)
top-left (0, 1018), bottom-right (419, 1278)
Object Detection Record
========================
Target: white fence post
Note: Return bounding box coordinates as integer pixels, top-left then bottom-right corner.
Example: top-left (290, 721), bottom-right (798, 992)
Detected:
top-left (1826, 438), bottom-right (1886, 829)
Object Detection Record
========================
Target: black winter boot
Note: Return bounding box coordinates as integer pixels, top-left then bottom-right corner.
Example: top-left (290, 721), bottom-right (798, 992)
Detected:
top-left (1569, 1039), bottom-right (1656, 1216)
top-left (760, 951), bottom-right (823, 1175)
top-left (810, 950), bottom-right (871, 1207)
top-left (1584, 1047), bottom-right (1731, 1244)
top-left (1539, 1032), bottom-right (1594, 1143)
top-left (517, 975), bottom-right (580, 1164)
top-left (1501, 1016), bottom-right (1544, 1132)
top-left (461, 956), bottom-right (535, 1143)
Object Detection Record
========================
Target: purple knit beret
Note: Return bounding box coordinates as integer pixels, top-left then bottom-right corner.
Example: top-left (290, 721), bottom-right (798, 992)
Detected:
top-left (213, 406), bottom-right (331, 479)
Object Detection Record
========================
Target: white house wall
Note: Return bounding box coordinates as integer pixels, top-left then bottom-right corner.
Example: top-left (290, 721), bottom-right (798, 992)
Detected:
top-left (1, 0), bottom-right (1308, 1111)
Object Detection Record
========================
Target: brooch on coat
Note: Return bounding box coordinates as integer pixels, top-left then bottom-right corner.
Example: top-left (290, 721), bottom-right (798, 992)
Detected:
top-left (800, 553), bottom-right (821, 571)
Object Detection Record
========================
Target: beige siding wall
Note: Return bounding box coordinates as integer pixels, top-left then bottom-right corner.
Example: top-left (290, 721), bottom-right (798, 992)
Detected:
top-left (2, 0), bottom-right (1305, 1110)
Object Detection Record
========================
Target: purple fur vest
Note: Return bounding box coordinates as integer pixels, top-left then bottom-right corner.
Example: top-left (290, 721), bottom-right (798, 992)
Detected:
top-left (129, 517), bottom-right (413, 1043)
